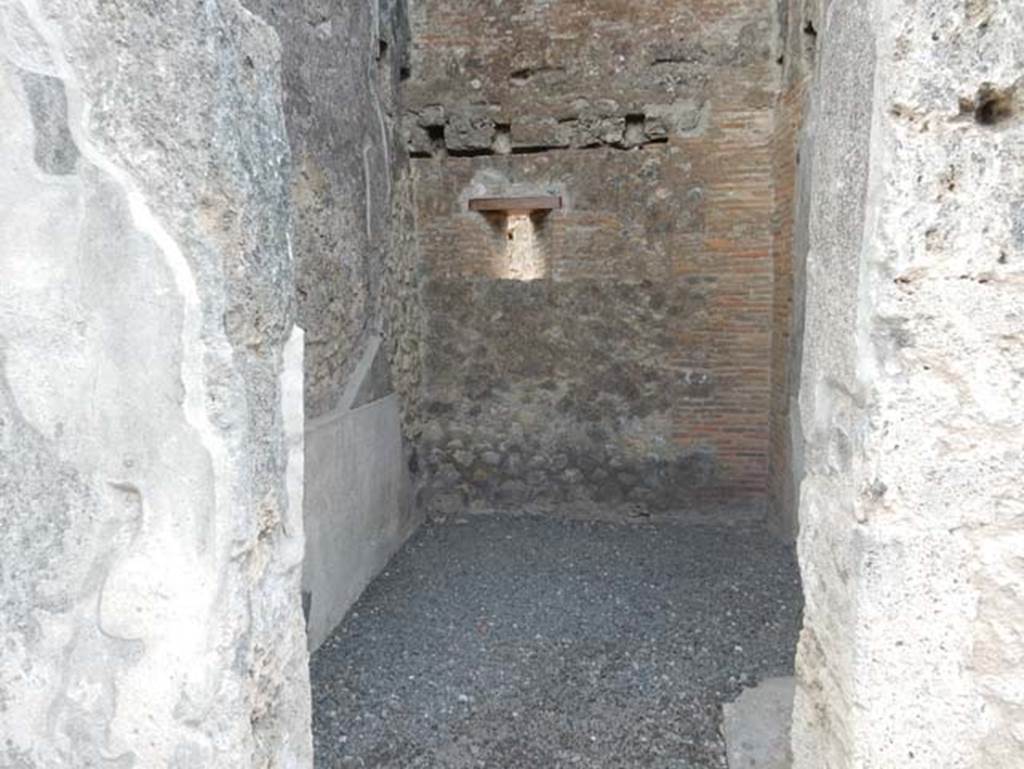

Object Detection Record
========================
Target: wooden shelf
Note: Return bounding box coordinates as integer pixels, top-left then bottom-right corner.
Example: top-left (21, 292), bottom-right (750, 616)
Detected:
top-left (468, 195), bottom-right (562, 213)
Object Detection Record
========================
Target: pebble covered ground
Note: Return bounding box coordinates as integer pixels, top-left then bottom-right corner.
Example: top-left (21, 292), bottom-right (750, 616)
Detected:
top-left (311, 515), bottom-right (802, 768)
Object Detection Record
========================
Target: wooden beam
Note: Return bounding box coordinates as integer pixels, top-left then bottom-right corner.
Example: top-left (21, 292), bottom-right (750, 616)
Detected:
top-left (468, 195), bottom-right (562, 213)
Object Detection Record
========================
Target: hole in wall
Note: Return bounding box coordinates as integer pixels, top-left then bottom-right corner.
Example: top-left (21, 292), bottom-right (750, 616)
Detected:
top-left (501, 213), bottom-right (546, 280)
top-left (425, 124), bottom-right (446, 152)
top-left (972, 83), bottom-right (1016, 126)
top-left (623, 113), bottom-right (646, 147)
top-left (801, 19), bottom-right (819, 64)
top-left (508, 65), bottom-right (565, 87)
top-left (510, 67), bottom-right (532, 86)
top-left (493, 123), bottom-right (512, 155)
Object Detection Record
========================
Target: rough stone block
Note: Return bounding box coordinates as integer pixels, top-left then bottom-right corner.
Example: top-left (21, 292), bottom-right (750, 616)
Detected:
top-left (405, 120), bottom-right (436, 155)
top-left (444, 108), bottom-right (496, 152)
top-left (722, 677), bottom-right (795, 769)
top-left (644, 100), bottom-right (705, 138)
top-left (416, 104), bottom-right (446, 127)
top-left (511, 116), bottom-right (569, 149)
top-left (792, 1), bottom-right (1024, 767)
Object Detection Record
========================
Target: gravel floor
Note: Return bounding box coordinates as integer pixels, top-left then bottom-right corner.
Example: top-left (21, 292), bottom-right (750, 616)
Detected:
top-left (310, 515), bottom-right (802, 769)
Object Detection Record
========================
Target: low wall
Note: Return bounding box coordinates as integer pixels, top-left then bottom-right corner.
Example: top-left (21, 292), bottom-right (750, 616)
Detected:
top-left (303, 387), bottom-right (419, 650)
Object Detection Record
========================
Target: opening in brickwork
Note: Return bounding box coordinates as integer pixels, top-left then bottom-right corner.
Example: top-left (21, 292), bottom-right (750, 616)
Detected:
top-left (501, 213), bottom-right (545, 280)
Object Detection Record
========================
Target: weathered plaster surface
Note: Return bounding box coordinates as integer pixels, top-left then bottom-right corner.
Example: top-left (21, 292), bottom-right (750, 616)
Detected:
top-left (302, 393), bottom-right (415, 651)
top-left (0, 2), bottom-right (311, 766)
top-left (767, 0), bottom-right (821, 540)
top-left (793, 0), bottom-right (1024, 766)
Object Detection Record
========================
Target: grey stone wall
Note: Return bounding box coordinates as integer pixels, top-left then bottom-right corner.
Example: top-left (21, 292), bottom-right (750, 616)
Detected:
top-left (766, 0), bottom-right (825, 540)
top-left (241, 0), bottom-right (424, 650)
top-left (242, 0), bottom-right (422, 427)
top-left (792, 1), bottom-right (1024, 766)
top-left (0, 1), bottom-right (311, 766)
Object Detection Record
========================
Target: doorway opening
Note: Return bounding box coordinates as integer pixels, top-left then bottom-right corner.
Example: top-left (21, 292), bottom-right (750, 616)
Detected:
top-left (298, 1), bottom-right (817, 767)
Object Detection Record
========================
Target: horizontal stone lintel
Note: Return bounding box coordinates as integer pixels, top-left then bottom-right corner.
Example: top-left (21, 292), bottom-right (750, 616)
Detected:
top-left (468, 195), bottom-right (563, 213)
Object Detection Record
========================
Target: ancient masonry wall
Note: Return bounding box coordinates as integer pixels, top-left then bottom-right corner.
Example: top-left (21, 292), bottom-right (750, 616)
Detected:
top-left (0, 1), bottom-right (311, 766)
top-left (241, 0), bottom-right (426, 650)
top-left (792, 0), bottom-right (1024, 766)
top-left (767, 0), bottom-right (822, 538)
top-left (406, 0), bottom-right (784, 521)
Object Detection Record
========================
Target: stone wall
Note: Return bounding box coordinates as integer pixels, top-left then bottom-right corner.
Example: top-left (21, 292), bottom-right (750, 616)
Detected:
top-left (241, 0), bottom-right (424, 649)
top-left (767, 0), bottom-right (821, 538)
top-left (792, 1), bottom-right (1024, 766)
top-left (407, 0), bottom-right (782, 520)
top-left (243, 0), bottom-right (422, 427)
top-left (0, 1), bottom-right (311, 766)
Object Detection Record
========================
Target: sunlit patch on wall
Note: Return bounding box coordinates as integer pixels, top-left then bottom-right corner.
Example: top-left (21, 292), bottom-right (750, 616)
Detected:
top-left (502, 213), bottom-right (546, 281)
top-left (467, 194), bottom-right (561, 282)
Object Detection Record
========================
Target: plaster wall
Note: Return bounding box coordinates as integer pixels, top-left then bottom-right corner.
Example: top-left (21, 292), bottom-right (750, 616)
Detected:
top-left (0, 1), bottom-right (311, 766)
top-left (792, 1), bottom-right (1024, 766)
top-left (303, 393), bottom-right (414, 651)
top-left (767, 0), bottom-right (818, 540)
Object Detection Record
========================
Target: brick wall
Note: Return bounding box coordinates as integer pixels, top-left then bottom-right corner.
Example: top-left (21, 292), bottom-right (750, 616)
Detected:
top-left (407, 0), bottom-right (785, 520)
